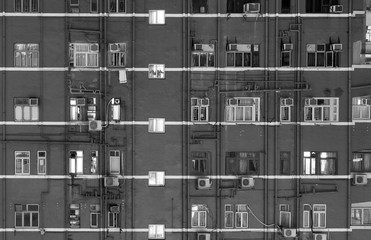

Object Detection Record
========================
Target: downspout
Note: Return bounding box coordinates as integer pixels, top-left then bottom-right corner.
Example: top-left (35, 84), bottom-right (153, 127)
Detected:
top-left (216, 0), bottom-right (221, 237)
top-left (264, 1), bottom-right (269, 240)
top-left (131, 1), bottom-right (136, 240)
top-left (186, 0), bottom-right (191, 238)
top-left (274, 1), bottom-right (279, 239)
top-left (2, 0), bottom-right (7, 240)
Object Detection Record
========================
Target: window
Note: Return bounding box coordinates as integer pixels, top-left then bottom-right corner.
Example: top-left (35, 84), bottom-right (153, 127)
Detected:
top-left (108, 43), bottom-right (126, 67)
top-left (191, 97), bottom-right (209, 121)
top-left (192, 44), bottom-right (215, 67)
top-left (313, 204), bottom-right (326, 228)
top-left (235, 204), bottom-right (248, 228)
top-left (279, 204), bottom-right (291, 228)
top-left (148, 171), bottom-right (165, 186)
top-left (226, 97), bottom-right (260, 122)
top-left (352, 97), bottom-right (371, 120)
top-left (303, 151), bottom-right (337, 175)
top-left (148, 118), bottom-right (165, 133)
top-left (15, 151), bottom-right (30, 175)
top-left (109, 150), bottom-right (120, 175)
top-left (69, 150), bottom-right (83, 175)
top-left (148, 224), bottom-right (165, 239)
top-left (14, 43), bottom-right (39, 67)
top-left (149, 64), bottom-right (165, 79)
top-left (149, 10), bottom-right (165, 24)
top-left (281, 0), bottom-right (290, 13)
top-left (108, 211), bottom-right (118, 228)
top-left (14, 0), bottom-right (38, 12)
top-left (14, 98), bottom-right (39, 121)
top-left (280, 152), bottom-right (290, 175)
top-left (90, 212), bottom-right (99, 228)
top-left (352, 208), bottom-right (371, 225)
top-left (14, 204), bottom-right (39, 228)
top-left (108, 0), bottom-right (125, 12)
top-left (37, 151), bottom-right (46, 175)
top-left (281, 50), bottom-right (292, 67)
top-left (91, 151), bottom-right (98, 174)
top-left (69, 43), bottom-right (99, 67)
top-left (306, 43), bottom-right (340, 67)
top-left (227, 0), bottom-right (259, 13)
top-left (70, 204), bottom-right (80, 228)
top-left (226, 44), bottom-right (259, 67)
top-left (191, 152), bottom-right (209, 175)
top-left (225, 152), bottom-right (260, 175)
top-left (303, 204), bottom-right (311, 228)
top-left (192, 0), bottom-right (208, 13)
top-left (224, 204), bottom-right (234, 228)
top-left (70, 98), bottom-right (86, 121)
top-left (280, 98), bottom-right (293, 122)
top-left (191, 204), bottom-right (207, 228)
top-left (352, 152), bottom-right (371, 172)
top-left (90, 0), bottom-right (98, 12)
top-left (304, 97), bottom-right (338, 122)
top-left (306, 0), bottom-right (339, 13)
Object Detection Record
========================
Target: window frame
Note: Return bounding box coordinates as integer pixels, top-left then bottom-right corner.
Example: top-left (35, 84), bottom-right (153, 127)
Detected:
top-left (148, 171), bottom-right (165, 186)
top-left (281, 50), bottom-right (292, 67)
top-left (14, 204), bottom-right (39, 228)
top-left (191, 151), bottom-right (210, 175)
top-left (90, 212), bottom-right (100, 228)
top-left (69, 150), bottom-right (83, 175)
top-left (148, 224), bottom-right (165, 239)
top-left (14, 97), bottom-right (39, 122)
top-left (14, 0), bottom-right (39, 12)
top-left (70, 97), bottom-right (86, 121)
top-left (149, 10), bottom-right (166, 24)
top-left (351, 208), bottom-right (371, 225)
top-left (306, 43), bottom-right (338, 67)
top-left (303, 151), bottom-right (337, 175)
top-left (108, 43), bottom-right (126, 67)
top-left (279, 204), bottom-right (291, 228)
top-left (225, 97), bottom-right (260, 122)
top-left (304, 97), bottom-right (339, 122)
top-left (224, 204), bottom-right (234, 228)
top-left (148, 64), bottom-right (165, 79)
top-left (191, 97), bottom-right (209, 122)
top-left (313, 204), bottom-right (326, 228)
top-left (15, 151), bottom-right (30, 175)
top-left (303, 204), bottom-right (311, 228)
top-left (352, 97), bottom-right (371, 120)
top-left (225, 151), bottom-right (260, 175)
top-left (108, 0), bottom-right (126, 13)
top-left (37, 151), bottom-right (46, 175)
top-left (191, 204), bottom-right (207, 228)
top-left (352, 152), bottom-right (371, 172)
top-left (108, 212), bottom-right (118, 228)
top-left (109, 150), bottom-right (120, 175)
top-left (69, 43), bottom-right (99, 68)
top-left (14, 43), bottom-right (39, 67)
top-left (280, 151), bottom-right (291, 175)
top-left (225, 44), bottom-right (259, 67)
top-left (235, 204), bottom-right (248, 228)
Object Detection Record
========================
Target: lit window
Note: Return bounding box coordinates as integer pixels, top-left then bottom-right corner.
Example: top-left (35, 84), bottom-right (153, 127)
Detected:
top-left (15, 151), bottom-right (30, 175)
top-left (90, 0), bottom-right (98, 12)
top-left (69, 150), bottom-right (83, 175)
top-left (109, 150), bottom-right (120, 175)
top-left (149, 64), bottom-right (165, 79)
top-left (14, 98), bottom-right (39, 121)
top-left (108, 0), bottom-right (126, 12)
top-left (352, 97), bottom-right (371, 120)
top-left (280, 98), bottom-right (293, 122)
top-left (148, 224), bottom-right (165, 239)
top-left (148, 171), bottom-right (165, 186)
top-left (306, 43), bottom-right (340, 67)
top-left (225, 152), bottom-right (260, 175)
top-left (148, 118), bottom-right (165, 133)
top-left (191, 204), bottom-right (207, 228)
top-left (226, 97), bottom-right (260, 122)
top-left (303, 204), bottom-right (311, 228)
top-left (351, 208), bottom-right (371, 225)
top-left (69, 43), bottom-right (99, 67)
top-left (352, 152), bottom-right (371, 172)
top-left (14, 204), bottom-right (39, 228)
top-left (37, 151), bottom-right (46, 175)
top-left (235, 204), bottom-right (248, 228)
top-left (192, 44), bottom-right (215, 67)
top-left (70, 98), bottom-right (86, 121)
top-left (108, 43), bottom-right (126, 67)
top-left (226, 44), bottom-right (259, 67)
top-left (14, 43), bottom-right (39, 67)
top-left (90, 151), bottom-right (98, 174)
top-left (224, 204), bottom-right (234, 228)
top-left (313, 204), bottom-right (326, 228)
top-left (279, 204), bottom-right (291, 228)
top-left (14, 0), bottom-right (39, 12)
top-left (304, 98), bottom-right (338, 122)
top-left (149, 10), bottom-right (165, 24)
top-left (191, 152), bottom-right (209, 175)
top-left (191, 97), bottom-right (209, 121)
top-left (303, 151), bottom-right (337, 175)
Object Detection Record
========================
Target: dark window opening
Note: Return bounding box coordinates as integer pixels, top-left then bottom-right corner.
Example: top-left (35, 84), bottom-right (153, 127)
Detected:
top-left (281, 51), bottom-right (291, 67)
top-left (191, 152), bottom-right (210, 175)
top-left (306, 0), bottom-right (340, 13)
top-left (281, 0), bottom-right (290, 13)
top-left (225, 152), bottom-right (260, 175)
top-left (193, 0), bottom-right (208, 13)
top-left (280, 152), bottom-right (290, 175)
top-left (227, 0), bottom-right (259, 13)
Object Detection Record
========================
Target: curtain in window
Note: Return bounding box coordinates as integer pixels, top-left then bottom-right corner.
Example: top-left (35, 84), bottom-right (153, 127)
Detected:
top-left (364, 209), bottom-right (371, 224)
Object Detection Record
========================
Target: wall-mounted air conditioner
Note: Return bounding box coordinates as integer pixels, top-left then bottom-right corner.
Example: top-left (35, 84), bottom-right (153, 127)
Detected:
top-left (201, 98), bottom-right (209, 106)
top-left (104, 176), bottom-right (119, 187)
top-left (305, 98), bottom-right (317, 106)
top-left (89, 120), bottom-right (102, 131)
top-left (306, 44), bottom-right (316, 53)
top-left (283, 43), bottom-right (293, 51)
top-left (228, 44), bottom-right (251, 52)
top-left (29, 98), bottom-right (39, 106)
top-left (331, 44), bottom-right (342, 51)
top-left (109, 43), bottom-right (120, 52)
top-left (90, 204), bottom-right (100, 212)
top-left (90, 43), bottom-right (99, 52)
top-left (243, 3), bottom-right (260, 13)
top-left (330, 5), bottom-right (343, 13)
top-left (200, 6), bottom-right (206, 13)
top-left (283, 228), bottom-right (296, 237)
top-left (194, 44), bottom-right (214, 51)
top-left (281, 98), bottom-right (294, 106)
top-left (228, 98), bottom-right (238, 106)
top-left (110, 205), bottom-right (120, 213)
top-left (362, 99), bottom-right (371, 105)
top-left (197, 177), bottom-right (212, 189)
top-left (240, 177), bottom-right (254, 188)
top-left (313, 233), bottom-right (327, 240)
top-left (197, 233), bottom-right (210, 240)
top-left (353, 174), bottom-right (368, 185)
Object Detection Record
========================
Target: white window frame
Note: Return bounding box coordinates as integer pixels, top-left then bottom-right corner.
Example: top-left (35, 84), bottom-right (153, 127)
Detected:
top-left (14, 43), bottom-right (39, 67)
top-left (304, 97), bottom-right (338, 122)
top-left (109, 150), bottom-right (120, 175)
top-left (15, 151), bottom-right (30, 175)
top-left (306, 43), bottom-right (333, 67)
top-left (351, 208), bottom-right (371, 225)
top-left (108, 43), bottom-right (126, 67)
top-left (192, 50), bottom-right (215, 67)
top-left (191, 97), bottom-right (209, 122)
top-left (69, 150), bottom-right (83, 175)
top-left (108, 0), bottom-right (126, 13)
top-left (14, 204), bottom-right (39, 228)
top-left (70, 43), bottom-right (99, 67)
top-left (280, 98), bottom-right (293, 122)
top-left (191, 204), bottom-right (207, 228)
top-left (313, 204), bottom-right (326, 228)
top-left (70, 98), bottom-right (85, 121)
top-left (90, 212), bottom-right (99, 228)
top-left (148, 171), bottom-right (165, 186)
top-left (37, 151), bottom-right (46, 175)
top-left (303, 151), bottom-right (337, 175)
top-left (149, 10), bottom-right (166, 24)
top-left (14, 0), bottom-right (39, 13)
top-left (224, 204), bottom-right (234, 228)
top-left (352, 97), bottom-right (371, 120)
top-left (303, 204), bottom-right (310, 228)
top-left (279, 204), bottom-right (291, 227)
top-left (226, 97), bottom-right (260, 122)
top-left (14, 98), bottom-right (39, 122)
top-left (148, 224), bottom-right (165, 239)
top-left (235, 204), bottom-right (248, 228)
top-left (108, 212), bottom-right (118, 228)
top-left (148, 64), bottom-right (165, 79)
top-left (148, 118), bottom-right (165, 133)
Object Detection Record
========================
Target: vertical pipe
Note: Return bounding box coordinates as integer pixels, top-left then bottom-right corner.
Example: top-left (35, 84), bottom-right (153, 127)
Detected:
top-left (131, 1), bottom-right (136, 240)
top-left (274, 1), bottom-right (279, 239)
top-left (264, 1), bottom-right (269, 239)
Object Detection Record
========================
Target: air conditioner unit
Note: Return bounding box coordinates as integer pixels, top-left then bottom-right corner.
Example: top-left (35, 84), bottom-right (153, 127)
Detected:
top-left (197, 177), bottom-right (212, 189)
top-left (282, 98), bottom-right (294, 106)
top-left (200, 6), bottom-right (206, 13)
top-left (228, 44), bottom-right (251, 52)
top-left (197, 233), bottom-right (210, 240)
top-left (309, 98), bottom-right (317, 105)
top-left (111, 98), bottom-right (121, 105)
top-left (283, 228), bottom-right (296, 238)
top-left (243, 3), bottom-right (260, 13)
top-left (313, 233), bottom-right (327, 240)
top-left (201, 98), bottom-right (209, 106)
top-left (90, 43), bottom-right (99, 52)
top-left (353, 174), bottom-right (368, 185)
top-left (306, 44), bottom-right (316, 53)
top-left (194, 44), bottom-right (214, 52)
top-left (362, 99), bottom-right (371, 105)
top-left (76, 98), bottom-right (86, 106)
top-left (240, 177), bottom-right (254, 188)
top-left (228, 98), bottom-right (238, 106)
top-left (90, 204), bottom-right (100, 212)
top-left (109, 43), bottom-right (120, 52)
top-left (29, 98), bottom-right (39, 106)
top-left (229, 44), bottom-right (238, 51)
top-left (104, 176), bottom-right (119, 187)
top-left (70, 0), bottom-right (79, 6)
top-left (110, 205), bottom-right (120, 213)
top-left (89, 120), bottom-right (103, 131)
top-left (70, 7), bottom-right (80, 13)
top-left (331, 44), bottom-right (342, 51)
top-left (330, 5), bottom-right (343, 13)
top-left (283, 43), bottom-right (293, 51)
